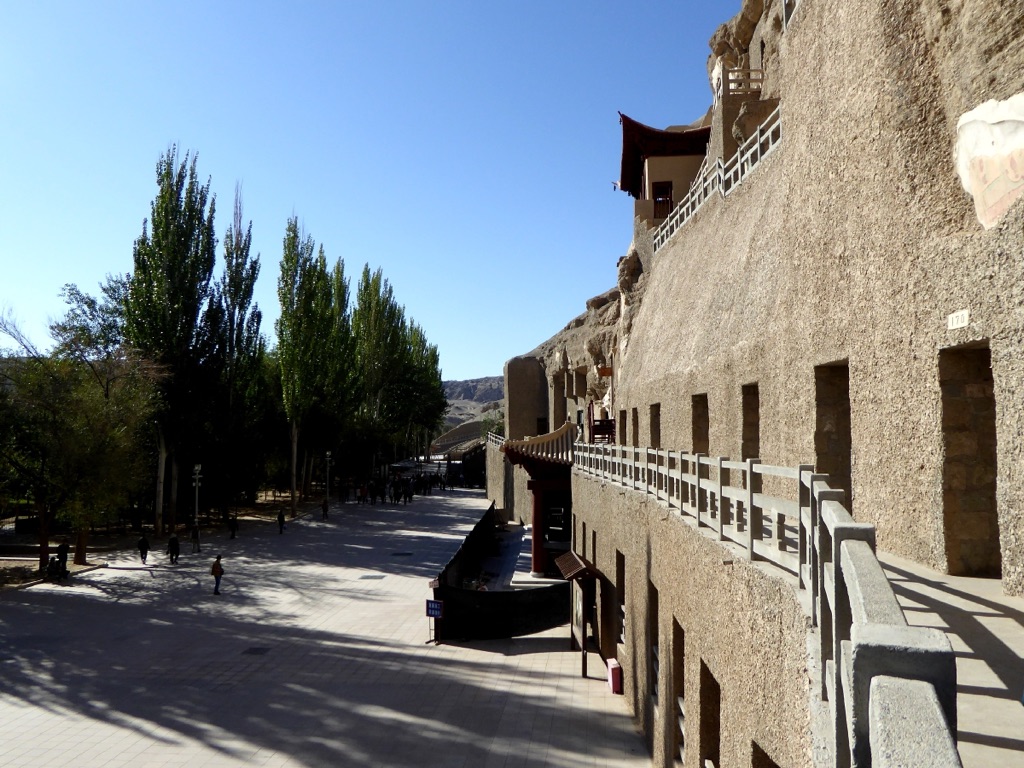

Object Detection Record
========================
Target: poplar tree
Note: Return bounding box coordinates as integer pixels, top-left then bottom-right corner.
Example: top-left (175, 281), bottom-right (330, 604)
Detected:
top-left (351, 265), bottom-right (407, 469)
top-left (123, 146), bottom-right (218, 533)
top-left (210, 185), bottom-right (265, 506)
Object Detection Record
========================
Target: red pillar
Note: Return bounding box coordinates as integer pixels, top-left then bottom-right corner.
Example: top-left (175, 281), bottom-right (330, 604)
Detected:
top-left (530, 485), bottom-right (546, 577)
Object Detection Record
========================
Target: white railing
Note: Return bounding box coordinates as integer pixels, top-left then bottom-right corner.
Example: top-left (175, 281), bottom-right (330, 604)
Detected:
top-left (783, 0), bottom-right (801, 28)
top-left (572, 442), bottom-right (960, 768)
top-left (721, 68), bottom-right (763, 99)
top-left (653, 104), bottom-right (782, 253)
top-left (487, 432), bottom-right (506, 448)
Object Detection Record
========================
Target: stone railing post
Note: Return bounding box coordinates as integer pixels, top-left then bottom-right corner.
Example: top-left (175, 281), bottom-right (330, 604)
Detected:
top-left (716, 456), bottom-right (726, 541)
top-left (694, 453), bottom-right (706, 527)
top-left (746, 458), bottom-right (761, 557)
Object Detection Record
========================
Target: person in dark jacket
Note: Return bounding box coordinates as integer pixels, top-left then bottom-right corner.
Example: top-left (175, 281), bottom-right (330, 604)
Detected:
top-left (138, 534), bottom-right (150, 564)
top-left (211, 555), bottom-right (224, 595)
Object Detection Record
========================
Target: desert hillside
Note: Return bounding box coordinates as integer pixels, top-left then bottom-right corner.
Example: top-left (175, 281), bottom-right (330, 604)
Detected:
top-left (443, 376), bottom-right (504, 426)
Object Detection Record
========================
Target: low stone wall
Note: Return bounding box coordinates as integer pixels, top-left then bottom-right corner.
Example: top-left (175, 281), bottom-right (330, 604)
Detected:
top-left (432, 581), bottom-right (569, 641)
top-left (485, 442), bottom-right (534, 527)
top-left (432, 500), bottom-right (569, 641)
top-left (485, 442), bottom-right (507, 511)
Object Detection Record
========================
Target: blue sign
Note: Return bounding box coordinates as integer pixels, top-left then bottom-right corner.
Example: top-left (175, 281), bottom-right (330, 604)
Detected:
top-left (426, 599), bottom-right (443, 618)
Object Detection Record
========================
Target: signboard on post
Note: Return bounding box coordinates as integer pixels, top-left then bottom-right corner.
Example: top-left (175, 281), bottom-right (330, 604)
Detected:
top-left (572, 580), bottom-right (588, 678)
top-left (426, 599), bottom-right (443, 619)
top-left (571, 581), bottom-right (584, 649)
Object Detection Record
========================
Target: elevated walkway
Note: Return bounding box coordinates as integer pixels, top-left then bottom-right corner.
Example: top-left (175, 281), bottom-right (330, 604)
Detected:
top-left (880, 552), bottom-right (1024, 768)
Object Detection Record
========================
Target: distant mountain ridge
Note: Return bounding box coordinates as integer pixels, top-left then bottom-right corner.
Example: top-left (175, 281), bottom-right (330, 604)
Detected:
top-left (442, 376), bottom-right (503, 427)
top-left (443, 376), bottom-right (503, 404)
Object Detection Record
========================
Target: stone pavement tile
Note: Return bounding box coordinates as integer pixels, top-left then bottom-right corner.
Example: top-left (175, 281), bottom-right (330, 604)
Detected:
top-left (1, 490), bottom-right (647, 768)
top-left (880, 551), bottom-right (1024, 768)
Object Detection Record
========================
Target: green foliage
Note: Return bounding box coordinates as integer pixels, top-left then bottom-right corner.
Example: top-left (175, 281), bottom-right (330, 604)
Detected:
top-left (2, 146), bottom-right (452, 532)
top-left (480, 410), bottom-right (505, 438)
top-left (349, 266), bottom-right (448, 469)
top-left (275, 218), bottom-right (354, 508)
top-left (0, 312), bottom-right (155, 558)
top-left (205, 185), bottom-right (268, 507)
top-left (124, 146), bottom-right (218, 374)
top-left (122, 145), bottom-right (219, 530)
top-left (352, 265), bottom-right (408, 432)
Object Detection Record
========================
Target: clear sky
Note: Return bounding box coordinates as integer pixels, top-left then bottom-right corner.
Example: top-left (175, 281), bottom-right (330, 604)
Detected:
top-left (0, 1), bottom-right (737, 382)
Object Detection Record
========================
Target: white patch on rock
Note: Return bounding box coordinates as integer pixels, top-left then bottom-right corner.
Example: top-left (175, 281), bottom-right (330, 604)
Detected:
top-left (955, 92), bottom-right (1024, 229)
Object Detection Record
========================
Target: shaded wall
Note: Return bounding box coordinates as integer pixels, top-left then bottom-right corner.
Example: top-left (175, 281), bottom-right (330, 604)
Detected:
top-left (574, 473), bottom-right (814, 768)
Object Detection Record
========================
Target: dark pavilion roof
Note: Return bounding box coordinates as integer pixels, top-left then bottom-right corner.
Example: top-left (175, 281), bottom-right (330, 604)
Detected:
top-left (618, 112), bottom-right (712, 199)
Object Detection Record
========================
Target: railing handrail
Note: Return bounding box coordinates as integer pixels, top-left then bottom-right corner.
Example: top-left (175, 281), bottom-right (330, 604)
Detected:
top-left (653, 105), bottom-right (783, 253)
top-left (565, 440), bottom-right (959, 767)
top-left (722, 68), bottom-right (764, 98)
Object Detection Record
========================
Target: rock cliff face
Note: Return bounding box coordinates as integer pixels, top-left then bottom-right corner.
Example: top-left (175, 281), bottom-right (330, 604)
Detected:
top-left (523, 236), bottom-right (649, 405)
top-left (496, 2), bottom-right (1024, 765)
top-left (443, 376), bottom-right (503, 404)
top-left (443, 376), bottom-right (504, 426)
top-left (506, 0), bottom-right (1024, 592)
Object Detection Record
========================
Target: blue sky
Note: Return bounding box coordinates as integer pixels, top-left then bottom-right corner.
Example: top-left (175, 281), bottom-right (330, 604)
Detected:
top-left (0, 1), bottom-right (737, 381)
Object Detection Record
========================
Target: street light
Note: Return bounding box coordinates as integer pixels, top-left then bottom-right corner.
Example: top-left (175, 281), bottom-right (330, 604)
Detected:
top-left (192, 462), bottom-right (202, 524)
top-left (193, 464), bottom-right (202, 550)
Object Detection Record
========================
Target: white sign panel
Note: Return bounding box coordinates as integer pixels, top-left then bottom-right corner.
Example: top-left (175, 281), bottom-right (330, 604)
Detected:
top-left (947, 309), bottom-right (970, 330)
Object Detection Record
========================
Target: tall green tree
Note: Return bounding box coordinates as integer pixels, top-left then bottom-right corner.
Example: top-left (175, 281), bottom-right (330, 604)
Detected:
top-left (351, 265), bottom-right (407, 467)
top-left (209, 185), bottom-right (266, 507)
top-left (123, 146), bottom-right (218, 533)
top-left (276, 218), bottom-right (356, 509)
top-left (276, 219), bottom-right (324, 512)
top-left (402, 320), bottom-right (447, 456)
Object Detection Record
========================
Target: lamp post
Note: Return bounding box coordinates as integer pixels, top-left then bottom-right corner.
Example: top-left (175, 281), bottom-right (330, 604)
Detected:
top-left (192, 462), bottom-right (202, 524)
top-left (191, 466), bottom-right (202, 548)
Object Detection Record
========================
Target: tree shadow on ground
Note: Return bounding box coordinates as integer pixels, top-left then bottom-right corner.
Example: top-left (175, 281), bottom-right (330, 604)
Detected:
top-left (0, 489), bottom-right (645, 767)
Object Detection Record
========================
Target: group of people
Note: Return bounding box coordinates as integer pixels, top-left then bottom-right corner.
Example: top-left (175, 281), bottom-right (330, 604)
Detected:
top-left (346, 471), bottom-right (453, 506)
top-left (129, 518), bottom-right (238, 595)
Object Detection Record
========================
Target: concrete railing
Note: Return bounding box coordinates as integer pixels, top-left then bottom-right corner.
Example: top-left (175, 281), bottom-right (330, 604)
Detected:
top-left (653, 105), bottom-right (783, 252)
top-left (572, 442), bottom-right (960, 768)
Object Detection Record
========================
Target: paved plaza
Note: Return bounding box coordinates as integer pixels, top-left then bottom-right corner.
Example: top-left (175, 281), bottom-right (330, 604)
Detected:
top-left (4, 488), bottom-right (1022, 768)
top-left (0, 490), bottom-right (648, 768)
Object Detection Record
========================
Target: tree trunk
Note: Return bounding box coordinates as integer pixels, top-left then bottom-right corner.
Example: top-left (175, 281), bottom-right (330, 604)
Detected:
top-left (169, 452), bottom-right (179, 529)
top-left (155, 429), bottom-right (167, 535)
top-left (290, 420), bottom-right (299, 517)
top-left (301, 450), bottom-right (312, 500)
top-left (36, 500), bottom-right (50, 572)
top-left (74, 528), bottom-right (89, 566)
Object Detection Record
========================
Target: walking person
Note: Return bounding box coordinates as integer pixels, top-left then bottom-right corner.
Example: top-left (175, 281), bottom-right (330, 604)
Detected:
top-left (228, 514), bottom-right (239, 539)
top-left (55, 539), bottom-right (70, 582)
top-left (167, 531), bottom-right (180, 564)
top-left (278, 508), bottom-right (285, 534)
top-left (211, 555), bottom-right (224, 595)
top-left (138, 533), bottom-right (150, 564)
